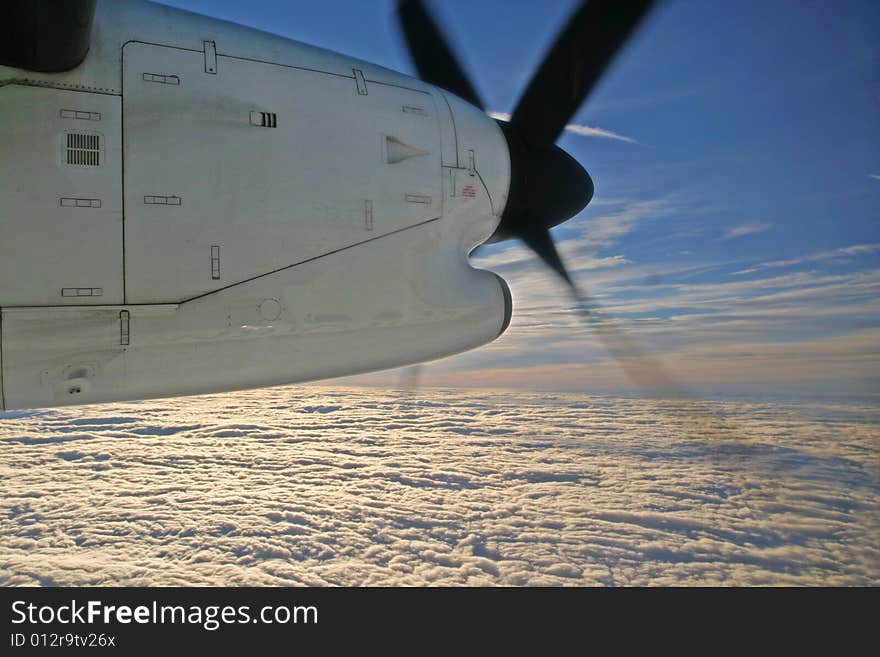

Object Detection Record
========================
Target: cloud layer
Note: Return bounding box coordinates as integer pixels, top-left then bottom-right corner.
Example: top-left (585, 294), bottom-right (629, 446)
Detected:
top-left (2, 386), bottom-right (877, 586)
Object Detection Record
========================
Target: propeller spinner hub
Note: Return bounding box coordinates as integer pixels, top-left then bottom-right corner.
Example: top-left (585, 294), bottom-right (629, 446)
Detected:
top-left (488, 121), bottom-right (594, 244)
top-left (532, 143), bottom-right (594, 227)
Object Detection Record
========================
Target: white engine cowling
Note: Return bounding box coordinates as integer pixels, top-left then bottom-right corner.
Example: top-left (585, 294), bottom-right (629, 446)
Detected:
top-left (0, 0), bottom-right (512, 411)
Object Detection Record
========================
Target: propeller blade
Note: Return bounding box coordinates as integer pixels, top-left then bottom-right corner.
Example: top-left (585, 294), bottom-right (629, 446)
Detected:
top-left (516, 247), bottom-right (690, 399)
top-left (571, 289), bottom-right (689, 400)
top-left (568, 289), bottom-right (746, 441)
top-left (510, 0), bottom-right (655, 145)
top-left (396, 364), bottom-right (423, 394)
top-left (1, 0), bottom-right (97, 73)
top-left (518, 218), bottom-right (575, 287)
top-left (396, 0), bottom-right (484, 109)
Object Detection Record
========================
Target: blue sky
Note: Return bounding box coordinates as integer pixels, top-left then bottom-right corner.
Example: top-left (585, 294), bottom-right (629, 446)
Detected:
top-left (160, 0), bottom-right (879, 397)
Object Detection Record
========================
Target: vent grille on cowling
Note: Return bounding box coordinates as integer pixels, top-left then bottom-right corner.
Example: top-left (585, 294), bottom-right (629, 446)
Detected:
top-left (66, 132), bottom-right (100, 166)
top-left (249, 111), bottom-right (277, 128)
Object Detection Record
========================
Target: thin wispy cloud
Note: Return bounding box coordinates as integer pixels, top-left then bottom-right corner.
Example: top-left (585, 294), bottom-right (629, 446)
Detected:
top-left (869, 174), bottom-right (880, 181)
top-left (462, 199), bottom-right (880, 397)
top-left (733, 242), bottom-right (880, 274)
top-left (723, 223), bottom-right (773, 239)
top-left (487, 111), bottom-right (637, 144)
top-left (475, 198), bottom-right (674, 276)
top-left (562, 123), bottom-right (638, 143)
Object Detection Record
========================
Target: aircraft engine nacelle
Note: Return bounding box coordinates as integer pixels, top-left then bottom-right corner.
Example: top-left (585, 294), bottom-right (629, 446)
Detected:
top-left (0, 0), bottom-right (512, 410)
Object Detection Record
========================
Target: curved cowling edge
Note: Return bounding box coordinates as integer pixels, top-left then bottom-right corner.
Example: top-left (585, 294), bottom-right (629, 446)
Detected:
top-left (0, 0), bottom-right (96, 73)
top-left (494, 274), bottom-right (513, 339)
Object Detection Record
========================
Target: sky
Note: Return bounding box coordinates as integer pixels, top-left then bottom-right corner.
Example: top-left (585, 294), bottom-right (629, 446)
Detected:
top-left (156, 0), bottom-right (880, 398)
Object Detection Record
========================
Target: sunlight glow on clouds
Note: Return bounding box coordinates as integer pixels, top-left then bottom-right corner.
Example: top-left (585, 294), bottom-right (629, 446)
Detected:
top-left (1, 387), bottom-right (877, 586)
